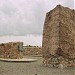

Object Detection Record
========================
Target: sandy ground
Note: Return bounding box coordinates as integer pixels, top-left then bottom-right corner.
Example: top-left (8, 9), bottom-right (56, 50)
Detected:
top-left (0, 56), bottom-right (75, 75)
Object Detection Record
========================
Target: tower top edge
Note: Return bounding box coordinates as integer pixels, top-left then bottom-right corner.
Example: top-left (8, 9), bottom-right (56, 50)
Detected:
top-left (46, 4), bottom-right (75, 15)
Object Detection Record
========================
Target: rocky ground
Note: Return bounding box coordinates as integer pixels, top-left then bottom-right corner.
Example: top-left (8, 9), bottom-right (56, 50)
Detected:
top-left (0, 56), bottom-right (75, 75)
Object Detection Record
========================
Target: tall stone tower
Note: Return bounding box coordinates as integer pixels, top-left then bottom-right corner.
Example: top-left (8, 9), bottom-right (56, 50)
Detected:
top-left (42, 5), bottom-right (75, 59)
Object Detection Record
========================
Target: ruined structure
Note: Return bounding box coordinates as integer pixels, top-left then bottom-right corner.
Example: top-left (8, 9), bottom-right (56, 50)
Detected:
top-left (23, 47), bottom-right (42, 55)
top-left (42, 5), bottom-right (75, 64)
top-left (0, 42), bottom-right (23, 59)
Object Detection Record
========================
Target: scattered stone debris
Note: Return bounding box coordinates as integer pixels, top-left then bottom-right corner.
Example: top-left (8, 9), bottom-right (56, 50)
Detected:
top-left (43, 55), bottom-right (75, 69)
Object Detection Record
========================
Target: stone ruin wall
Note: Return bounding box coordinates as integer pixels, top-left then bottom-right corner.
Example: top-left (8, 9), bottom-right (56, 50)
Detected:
top-left (42, 5), bottom-right (75, 59)
top-left (23, 47), bottom-right (42, 56)
top-left (0, 42), bottom-right (23, 59)
top-left (59, 6), bottom-right (75, 59)
top-left (42, 5), bottom-right (61, 58)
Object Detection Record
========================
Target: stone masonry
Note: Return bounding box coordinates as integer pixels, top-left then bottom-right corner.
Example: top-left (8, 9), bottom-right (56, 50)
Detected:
top-left (42, 5), bottom-right (75, 61)
top-left (0, 42), bottom-right (23, 59)
top-left (23, 47), bottom-right (42, 56)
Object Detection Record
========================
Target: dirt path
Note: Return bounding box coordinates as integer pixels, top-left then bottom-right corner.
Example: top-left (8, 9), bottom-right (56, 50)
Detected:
top-left (0, 56), bottom-right (75, 75)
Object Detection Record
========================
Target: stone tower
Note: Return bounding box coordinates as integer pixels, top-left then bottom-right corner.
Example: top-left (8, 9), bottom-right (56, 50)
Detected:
top-left (42, 5), bottom-right (75, 59)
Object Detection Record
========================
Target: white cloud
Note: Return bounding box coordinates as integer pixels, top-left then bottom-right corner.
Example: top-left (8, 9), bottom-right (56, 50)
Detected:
top-left (0, 0), bottom-right (74, 46)
top-left (0, 35), bottom-right (42, 46)
top-left (0, 0), bottom-right (74, 36)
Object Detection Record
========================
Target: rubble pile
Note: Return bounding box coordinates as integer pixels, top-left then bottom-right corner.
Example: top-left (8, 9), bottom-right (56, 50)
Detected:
top-left (48, 55), bottom-right (75, 69)
top-left (0, 42), bottom-right (23, 59)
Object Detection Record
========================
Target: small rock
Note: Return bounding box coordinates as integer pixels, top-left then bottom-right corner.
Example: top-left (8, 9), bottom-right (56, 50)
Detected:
top-left (58, 64), bottom-right (64, 69)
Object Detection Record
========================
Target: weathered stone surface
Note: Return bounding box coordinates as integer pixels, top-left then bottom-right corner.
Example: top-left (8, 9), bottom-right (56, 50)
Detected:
top-left (0, 42), bottom-right (23, 59)
top-left (42, 5), bottom-right (75, 62)
top-left (23, 47), bottom-right (42, 55)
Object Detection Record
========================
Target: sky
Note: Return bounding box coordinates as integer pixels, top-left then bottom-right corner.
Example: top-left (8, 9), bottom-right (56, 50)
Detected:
top-left (0, 35), bottom-right (42, 46)
top-left (0, 0), bottom-right (74, 36)
top-left (0, 0), bottom-right (75, 46)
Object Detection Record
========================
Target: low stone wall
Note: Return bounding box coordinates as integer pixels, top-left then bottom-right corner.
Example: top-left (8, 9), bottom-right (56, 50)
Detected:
top-left (23, 47), bottom-right (42, 56)
top-left (0, 42), bottom-right (23, 59)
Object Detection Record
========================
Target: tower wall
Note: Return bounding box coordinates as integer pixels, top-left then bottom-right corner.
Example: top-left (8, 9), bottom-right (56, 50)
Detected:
top-left (59, 6), bottom-right (75, 59)
top-left (42, 6), bottom-right (60, 58)
top-left (42, 5), bottom-right (75, 59)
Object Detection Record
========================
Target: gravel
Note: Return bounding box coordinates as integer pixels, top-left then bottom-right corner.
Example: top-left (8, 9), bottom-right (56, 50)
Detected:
top-left (0, 56), bottom-right (75, 75)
